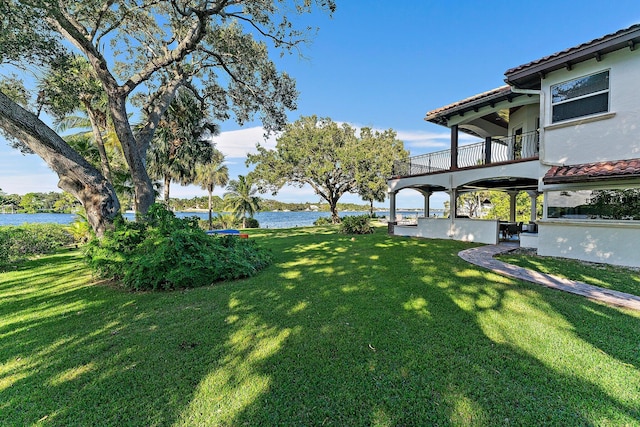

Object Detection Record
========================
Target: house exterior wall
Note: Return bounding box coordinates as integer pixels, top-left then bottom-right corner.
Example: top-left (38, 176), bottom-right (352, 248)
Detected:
top-left (394, 218), bottom-right (499, 244)
top-left (508, 104), bottom-right (538, 135)
top-left (508, 104), bottom-right (540, 159)
top-left (541, 48), bottom-right (640, 166)
top-left (534, 47), bottom-right (640, 267)
top-left (538, 220), bottom-right (640, 267)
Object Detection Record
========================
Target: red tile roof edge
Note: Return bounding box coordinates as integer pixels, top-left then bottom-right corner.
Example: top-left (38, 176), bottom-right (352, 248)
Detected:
top-left (543, 159), bottom-right (640, 184)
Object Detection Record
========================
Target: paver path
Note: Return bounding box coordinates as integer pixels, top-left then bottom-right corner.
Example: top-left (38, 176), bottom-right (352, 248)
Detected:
top-left (458, 244), bottom-right (640, 311)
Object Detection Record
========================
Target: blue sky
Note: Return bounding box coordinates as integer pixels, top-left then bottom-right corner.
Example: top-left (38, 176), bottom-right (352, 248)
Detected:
top-left (2, 1), bottom-right (640, 209)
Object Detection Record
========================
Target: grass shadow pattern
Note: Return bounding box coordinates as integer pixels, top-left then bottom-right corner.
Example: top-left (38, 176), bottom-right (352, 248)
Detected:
top-left (1, 228), bottom-right (639, 425)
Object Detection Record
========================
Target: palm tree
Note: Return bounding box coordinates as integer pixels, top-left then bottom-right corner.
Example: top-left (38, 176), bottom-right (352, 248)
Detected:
top-left (40, 55), bottom-right (115, 182)
top-left (146, 88), bottom-right (217, 202)
top-left (223, 175), bottom-right (261, 229)
top-left (194, 150), bottom-right (229, 229)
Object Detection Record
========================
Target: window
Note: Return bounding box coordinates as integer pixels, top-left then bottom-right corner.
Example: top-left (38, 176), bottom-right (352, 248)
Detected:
top-left (551, 71), bottom-right (609, 123)
top-left (547, 188), bottom-right (640, 220)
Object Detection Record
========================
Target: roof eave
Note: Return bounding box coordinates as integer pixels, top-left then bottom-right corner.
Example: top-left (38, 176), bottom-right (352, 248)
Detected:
top-left (506, 26), bottom-right (640, 89)
top-left (424, 86), bottom-right (515, 126)
top-left (543, 174), bottom-right (640, 185)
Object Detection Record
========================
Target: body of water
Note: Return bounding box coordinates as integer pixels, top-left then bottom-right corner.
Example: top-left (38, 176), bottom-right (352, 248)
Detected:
top-left (0, 210), bottom-right (414, 229)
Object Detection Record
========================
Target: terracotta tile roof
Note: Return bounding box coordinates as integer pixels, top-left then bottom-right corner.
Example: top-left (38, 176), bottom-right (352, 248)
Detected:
top-left (425, 85), bottom-right (512, 124)
top-left (543, 159), bottom-right (640, 184)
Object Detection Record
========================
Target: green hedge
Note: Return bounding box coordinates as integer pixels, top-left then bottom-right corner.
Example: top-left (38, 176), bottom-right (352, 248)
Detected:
top-left (0, 224), bottom-right (75, 269)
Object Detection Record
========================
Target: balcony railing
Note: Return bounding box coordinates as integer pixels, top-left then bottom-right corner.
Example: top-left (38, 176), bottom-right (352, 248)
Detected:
top-left (392, 131), bottom-right (539, 178)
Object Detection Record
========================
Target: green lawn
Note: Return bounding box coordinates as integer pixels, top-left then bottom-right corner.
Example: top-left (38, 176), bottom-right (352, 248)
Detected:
top-left (497, 250), bottom-right (640, 297)
top-left (2, 227), bottom-right (640, 426)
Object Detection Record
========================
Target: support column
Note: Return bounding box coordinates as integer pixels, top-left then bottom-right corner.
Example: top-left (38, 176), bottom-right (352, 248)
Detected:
top-left (388, 191), bottom-right (397, 235)
top-left (508, 191), bottom-right (518, 223)
top-left (526, 191), bottom-right (540, 223)
top-left (450, 125), bottom-right (459, 170)
top-left (420, 190), bottom-right (432, 217)
top-left (449, 189), bottom-right (458, 219)
top-left (448, 188), bottom-right (458, 238)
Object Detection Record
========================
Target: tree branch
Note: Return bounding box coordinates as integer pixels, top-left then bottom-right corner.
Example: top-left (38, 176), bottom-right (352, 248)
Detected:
top-left (136, 72), bottom-right (186, 155)
top-left (225, 12), bottom-right (301, 51)
top-left (90, 0), bottom-right (116, 40)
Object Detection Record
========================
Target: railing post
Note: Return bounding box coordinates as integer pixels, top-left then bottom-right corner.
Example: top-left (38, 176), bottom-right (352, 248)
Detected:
top-left (450, 125), bottom-right (458, 170)
top-left (484, 137), bottom-right (492, 165)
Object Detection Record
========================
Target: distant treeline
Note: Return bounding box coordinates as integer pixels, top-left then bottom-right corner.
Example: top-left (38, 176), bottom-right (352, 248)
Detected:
top-left (0, 191), bottom-right (376, 214)
top-left (169, 196), bottom-right (374, 213)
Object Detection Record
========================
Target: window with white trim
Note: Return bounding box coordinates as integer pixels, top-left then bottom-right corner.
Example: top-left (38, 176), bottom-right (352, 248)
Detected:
top-left (551, 70), bottom-right (609, 123)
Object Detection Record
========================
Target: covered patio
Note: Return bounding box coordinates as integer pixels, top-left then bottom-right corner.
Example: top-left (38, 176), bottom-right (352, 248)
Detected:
top-left (388, 160), bottom-right (541, 245)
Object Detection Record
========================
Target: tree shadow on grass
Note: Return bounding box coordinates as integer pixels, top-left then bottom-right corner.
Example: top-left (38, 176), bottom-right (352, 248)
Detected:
top-left (0, 250), bottom-right (244, 425)
top-left (177, 231), bottom-right (640, 425)
top-left (496, 252), bottom-right (640, 369)
top-left (545, 290), bottom-right (640, 369)
top-left (2, 231), bottom-right (640, 425)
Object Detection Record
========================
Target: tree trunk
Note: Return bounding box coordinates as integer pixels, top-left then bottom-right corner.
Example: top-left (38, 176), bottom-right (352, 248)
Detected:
top-left (163, 174), bottom-right (171, 202)
top-left (207, 184), bottom-right (213, 230)
top-left (84, 104), bottom-right (112, 182)
top-left (369, 199), bottom-right (374, 217)
top-left (107, 93), bottom-right (155, 214)
top-left (330, 202), bottom-right (340, 224)
top-left (0, 92), bottom-right (119, 236)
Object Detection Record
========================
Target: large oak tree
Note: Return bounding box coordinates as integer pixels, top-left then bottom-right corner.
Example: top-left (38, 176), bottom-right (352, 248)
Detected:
top-left (0, 0), bottom-right (335, 235)
top-left (247, 115), bottom-right (406, 222)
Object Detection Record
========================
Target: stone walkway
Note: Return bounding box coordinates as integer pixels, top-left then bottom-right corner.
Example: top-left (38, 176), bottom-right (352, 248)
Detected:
top-left (458, 243), bottom-right (640, 311)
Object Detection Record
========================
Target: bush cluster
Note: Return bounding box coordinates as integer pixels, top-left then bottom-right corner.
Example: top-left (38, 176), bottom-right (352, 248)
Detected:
top-left (85, 204), bottom-right (272, 291)
top-left (313, 216), bottom-right (333, 226)
top-left (339, 215), bottom-right (374, 235)
top-left (197, 215), bottom-right (260, 230)
top-left (0, 224), bottom-right (75, 269)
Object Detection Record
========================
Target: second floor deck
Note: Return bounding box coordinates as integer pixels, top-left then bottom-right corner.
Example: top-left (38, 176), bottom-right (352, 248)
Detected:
top-left (392, 130), bottom-right (539, 178)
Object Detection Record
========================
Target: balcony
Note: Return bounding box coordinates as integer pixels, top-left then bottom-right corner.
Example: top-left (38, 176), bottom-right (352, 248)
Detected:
top-left (392, 130), bottom-right (539, 178)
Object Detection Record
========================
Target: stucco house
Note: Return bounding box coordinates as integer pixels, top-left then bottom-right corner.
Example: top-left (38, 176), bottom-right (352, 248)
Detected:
top-left (388, 24), bottom-right (640, 268)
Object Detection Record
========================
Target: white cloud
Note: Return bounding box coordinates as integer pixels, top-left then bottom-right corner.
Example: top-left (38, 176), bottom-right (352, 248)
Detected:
top-left (396, 129), bottom-right (482, 153)
top-left (210, 123), bottom-right (481, 162)
top-left (210, 126), bottom-right (278, 159)
top-left (0, 123), bottom-right (451, 209)
top-left (1, 172), bottom-right (61, 194)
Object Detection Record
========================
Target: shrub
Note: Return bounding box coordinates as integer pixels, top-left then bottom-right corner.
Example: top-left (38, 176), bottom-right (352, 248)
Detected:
top-left (339, 215), bottom-right (374, 235)
top-left (198, 215), bottom-right (260, 230)
top-left (68, 216), bottom-right (93, 244)
top-left (313, 216), bottom-right (333, 226)
top-left (85, 204), bottom-right (272, 291)
top-left (0, 223), bottom-right (75, 269)
top-left (243, 217), bottom-right (260, 229)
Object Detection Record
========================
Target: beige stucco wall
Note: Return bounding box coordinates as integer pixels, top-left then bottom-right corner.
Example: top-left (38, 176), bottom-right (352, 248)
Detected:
top-left (541, 48), bottom-right (640, 166)
top-left (508, 103), bottom-right (539, 135)
top-left (537, 220), bottom-right (640, 267)
top-left (394, 218), bottom-right (499, 245)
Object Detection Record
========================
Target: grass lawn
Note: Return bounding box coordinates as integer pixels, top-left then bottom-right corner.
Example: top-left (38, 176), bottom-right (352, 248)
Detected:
top-left (497, 250), bottom-right (640, 297)
top-left (1, 226), bottom-right (640, 426)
